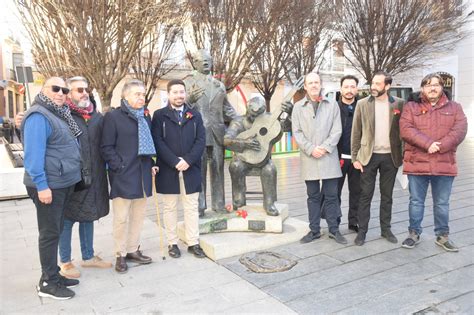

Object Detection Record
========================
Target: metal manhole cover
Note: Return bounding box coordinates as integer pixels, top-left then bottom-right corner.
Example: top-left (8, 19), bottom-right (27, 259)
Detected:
top-left (239, 251), bottom-right (297, 273)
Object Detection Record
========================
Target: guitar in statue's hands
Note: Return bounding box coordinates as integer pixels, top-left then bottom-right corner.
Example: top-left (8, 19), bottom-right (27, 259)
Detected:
top-left (236, 76), bottom-right (304, 166)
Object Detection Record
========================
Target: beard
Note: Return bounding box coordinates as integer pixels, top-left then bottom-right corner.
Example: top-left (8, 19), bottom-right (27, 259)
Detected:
top-left (370, 88), bottom-right (386, 97)
top-left (76, 99), bottom-right (90, 108)
top-left (425, 91), bottom-right (442, 104)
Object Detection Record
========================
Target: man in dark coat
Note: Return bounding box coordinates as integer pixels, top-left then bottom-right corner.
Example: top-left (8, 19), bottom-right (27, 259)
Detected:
top-left (57, 76), bottom-right (112, 279)
top-left (151, 79), bottom-right (206, 259)
top-left (101, 79), bottom-right (156, 273)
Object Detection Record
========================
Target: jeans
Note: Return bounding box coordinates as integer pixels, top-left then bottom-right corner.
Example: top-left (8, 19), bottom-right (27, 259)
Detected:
top-left (306, 178), bottom-right (340, 234)
top-left (358, 153), bottom-right (398, 234)
top-left (59, 219), bottom-right (94, 263)
top-left (408, 175), bottom-right (454, 236)
top-left (26, 186), bottom-right (74, 284)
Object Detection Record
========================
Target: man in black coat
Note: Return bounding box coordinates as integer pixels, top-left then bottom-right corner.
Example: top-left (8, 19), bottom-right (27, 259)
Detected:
top-left (57, 76), bottom-right (112, 279)
top-left (151, 79), bottom-right (206, 259)
top-left (101, 79), bottom-right (156, 273)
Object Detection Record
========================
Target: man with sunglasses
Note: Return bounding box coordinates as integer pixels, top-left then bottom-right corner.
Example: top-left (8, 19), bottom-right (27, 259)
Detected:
top-left (21, 77), bottom-right (82, 300)
top-left (57, 77), bottom-right (112, 279)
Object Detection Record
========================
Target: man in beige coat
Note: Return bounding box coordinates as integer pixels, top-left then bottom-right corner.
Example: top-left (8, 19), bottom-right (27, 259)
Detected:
top-left (292, 72), bottom-right (347, 245)
top-left (351, 71), bottom-right (404, 246)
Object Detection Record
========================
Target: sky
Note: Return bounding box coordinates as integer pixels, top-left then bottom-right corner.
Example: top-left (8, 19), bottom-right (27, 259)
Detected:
top-left (0, 0), bottom-right (34, 64)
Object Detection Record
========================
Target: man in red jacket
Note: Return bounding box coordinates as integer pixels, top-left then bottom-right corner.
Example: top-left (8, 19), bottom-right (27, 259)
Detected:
top-left (400, 73), bottom-right (467, 252)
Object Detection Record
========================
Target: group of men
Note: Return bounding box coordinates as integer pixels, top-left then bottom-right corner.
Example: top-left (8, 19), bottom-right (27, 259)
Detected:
top-left (21, 76), bottom-right (210, 300)
top-left (21, 50), bottom-right (467, 301)
top-left (293, 71), bottom-right (467, 253)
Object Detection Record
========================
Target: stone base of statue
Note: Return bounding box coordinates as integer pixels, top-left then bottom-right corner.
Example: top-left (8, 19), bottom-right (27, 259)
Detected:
top-left (177, 203), bottom-right (309, 261)
top-left (205, 203), bottom-right (289, 234)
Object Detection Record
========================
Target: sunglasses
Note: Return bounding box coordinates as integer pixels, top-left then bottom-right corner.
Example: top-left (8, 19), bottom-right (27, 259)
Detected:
top-left (49, 85), bottom-right (70, 94)
top-left (73, 87), bottom-right (89, 94)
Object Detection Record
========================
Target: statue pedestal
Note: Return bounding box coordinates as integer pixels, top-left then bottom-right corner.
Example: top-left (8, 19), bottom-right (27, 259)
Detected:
top-left (177, 203), bottom-right (309, 261)
top-left (203, 203), bottom-right (289, 234)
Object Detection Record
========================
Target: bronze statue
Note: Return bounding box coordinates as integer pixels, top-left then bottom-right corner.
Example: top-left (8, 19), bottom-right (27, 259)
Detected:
top-left (184, 50), bottom-right (237, 217)
top-left (224, 88), bottom-right (299, 216)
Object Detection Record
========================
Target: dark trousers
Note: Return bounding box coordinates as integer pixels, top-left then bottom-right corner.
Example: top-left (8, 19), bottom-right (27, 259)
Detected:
top-left (306, 178), bottom-right (340, 234)
top-left (199, 145), bottom-right (225, 212)
top-left (338, 158), bottom-right (361, 226)
top-left (358, 153), bottom-right (398, 235)
top-left (27, 186), bottom-right (75, 284)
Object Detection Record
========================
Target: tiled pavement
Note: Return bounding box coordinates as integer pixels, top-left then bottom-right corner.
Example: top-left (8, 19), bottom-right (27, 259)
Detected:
top-left (1, 138), bottom-right (472, 314)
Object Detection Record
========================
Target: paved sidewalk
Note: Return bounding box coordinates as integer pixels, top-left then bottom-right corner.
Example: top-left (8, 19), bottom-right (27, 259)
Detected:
top-left (1, 139), bottom-right (473, 314)
top-left (0, 199), bottom-right (294, 314)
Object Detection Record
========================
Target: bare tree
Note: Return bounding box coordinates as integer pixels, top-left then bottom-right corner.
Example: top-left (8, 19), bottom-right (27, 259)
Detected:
top-left (131, 17), bottom-right (185, 105)
top-left (184, 0), bottom-right (268, 92)
top-left (249, 0), bottom-right (301, 110)
top-left (16, 0), bottom-right (169, 111)
top-left (283, 0), bottom-right (335, 85)
top-left (336, 0), bottom-right (472, 82)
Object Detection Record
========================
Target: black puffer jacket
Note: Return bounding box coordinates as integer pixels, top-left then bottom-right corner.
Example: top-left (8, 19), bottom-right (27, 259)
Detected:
top-left (64, 110), bottom-right (110, 222)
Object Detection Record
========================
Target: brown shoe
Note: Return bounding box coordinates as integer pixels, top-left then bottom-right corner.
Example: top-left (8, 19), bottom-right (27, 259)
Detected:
top-left (60, 262), bottom-right (81, 279)
top-left (115, 256), bottom-right (128, 273)
top-left (125, 248), bottom-right (152, 264)
top-left (81, 256), bottom-right (113, 268)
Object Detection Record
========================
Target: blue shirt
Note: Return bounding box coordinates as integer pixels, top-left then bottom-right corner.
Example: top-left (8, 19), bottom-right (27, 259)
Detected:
top-left (23, 113), bottom-right (52, 191)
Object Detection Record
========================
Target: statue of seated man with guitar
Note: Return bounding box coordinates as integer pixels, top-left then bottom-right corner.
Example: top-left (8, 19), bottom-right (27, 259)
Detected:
top-left (223, 77), bottom-right (303, 216)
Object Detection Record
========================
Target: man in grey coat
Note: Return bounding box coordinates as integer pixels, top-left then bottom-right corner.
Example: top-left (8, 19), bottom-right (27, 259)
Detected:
top-left (292, 72), bottom-right (347, 245)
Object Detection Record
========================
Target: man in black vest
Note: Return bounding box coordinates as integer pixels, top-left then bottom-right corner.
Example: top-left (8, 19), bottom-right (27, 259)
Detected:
top-left (22, 77), bottom-right (82, 300)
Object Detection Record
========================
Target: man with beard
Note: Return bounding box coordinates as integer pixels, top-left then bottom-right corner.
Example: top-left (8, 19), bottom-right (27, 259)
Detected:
top-left (351, 71), bottom-right (405, 246)
top-left (151, 79), bottom-right (206, 259)
top-left (21, 77), bottom-right (81, 299)
top-left (400, 73), bottom-right (467, 251)
top-left (336, 75), bottom-right (361, 232)
top-left (292, 72), bottom-right (347, 245)
top-left (57, 76), bottom-right (112, 278)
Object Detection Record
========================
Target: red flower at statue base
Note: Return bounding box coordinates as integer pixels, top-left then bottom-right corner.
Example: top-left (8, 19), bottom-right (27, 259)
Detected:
top-left (225, 204), bottom-right (233, 213)
top-left (236, 209), bottom-right (248, 219)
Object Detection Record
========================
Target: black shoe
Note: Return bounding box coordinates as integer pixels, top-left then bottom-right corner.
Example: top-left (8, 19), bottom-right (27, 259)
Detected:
top-left (126, 247), bottom-right (152, 264)
top-left (168, 244), bottom-right (181, 258)
top-left (381, 230), bottom-right (398, 244)
top-left (354, 232), bottom-right (366, 246)
top-left (115, 256), bottom-right (128, 273)
top-left (300, 231), bottom-right (322, 244)
top-left (328, 231), bottom-right (348, 244)
top-left (58, 274), bottom-right (80, 288)
top-left (37, 281), bottom-right (75, 300)
top-left (348, 224), bottom-right (359, 233)
top-left (187, 244), bottom-right (206, 258)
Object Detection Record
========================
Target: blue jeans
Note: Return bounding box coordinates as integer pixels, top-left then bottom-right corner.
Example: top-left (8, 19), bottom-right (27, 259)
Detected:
top-left (59, 219), bottom-right (94, 262)
top-left (306, 178), bottom-right (340, 234)
top-left (408, 175), bottom-right (454, 236)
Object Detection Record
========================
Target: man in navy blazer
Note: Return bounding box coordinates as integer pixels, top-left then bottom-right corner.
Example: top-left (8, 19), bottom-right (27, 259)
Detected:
top-left (151, 79), bottom-right (206, 259)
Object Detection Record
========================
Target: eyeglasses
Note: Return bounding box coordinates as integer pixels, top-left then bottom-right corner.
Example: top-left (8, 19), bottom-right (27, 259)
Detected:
top-left (47, 85), bottom-right (70, 94)
top-left (73, 87), bottom-right (89, 94)
top-left (423, 83), bottom-right (442, 89)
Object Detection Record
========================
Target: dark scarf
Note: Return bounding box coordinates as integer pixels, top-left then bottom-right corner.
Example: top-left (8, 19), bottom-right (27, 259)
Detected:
top-left (38, 92), bottom-right (82, 138)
